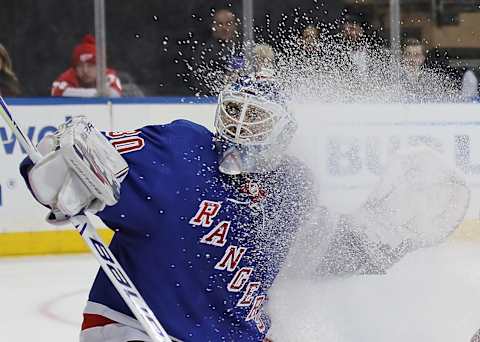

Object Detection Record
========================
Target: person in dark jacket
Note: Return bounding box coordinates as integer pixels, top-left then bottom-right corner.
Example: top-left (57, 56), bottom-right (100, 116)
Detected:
top-left (190, 8), bottom-right (243, 95)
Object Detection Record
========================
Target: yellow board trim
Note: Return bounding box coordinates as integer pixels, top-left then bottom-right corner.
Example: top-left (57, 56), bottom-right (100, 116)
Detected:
top-left (0, 229), bottom-right (114, 257)
top-left (450, 219), bottom-right (480, 241)
top-left (0, 219), bottom-right (479, 257)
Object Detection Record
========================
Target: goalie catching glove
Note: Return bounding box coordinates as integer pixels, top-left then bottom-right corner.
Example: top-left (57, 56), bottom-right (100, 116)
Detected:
top-left (286, 146), bottom-right (470, 277)
top-left (25, 116), bottom-right (128, 222)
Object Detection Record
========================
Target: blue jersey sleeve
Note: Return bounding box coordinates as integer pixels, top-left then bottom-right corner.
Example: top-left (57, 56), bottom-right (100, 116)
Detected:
top-left (97, 119), bottom-right (215, 236)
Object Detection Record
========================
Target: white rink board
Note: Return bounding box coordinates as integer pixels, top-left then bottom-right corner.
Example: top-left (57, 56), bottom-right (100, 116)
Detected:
top-left (1, 101), bottom-right (479, 233)
top-left (291, 103), bottom-right (480, 215)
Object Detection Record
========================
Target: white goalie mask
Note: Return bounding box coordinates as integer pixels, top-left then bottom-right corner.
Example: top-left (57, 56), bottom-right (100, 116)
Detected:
top-left (214, 76), bottom-right (297, 175)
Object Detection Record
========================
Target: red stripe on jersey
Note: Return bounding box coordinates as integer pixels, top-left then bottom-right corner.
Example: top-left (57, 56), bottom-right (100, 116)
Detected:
top-left (81, 313), bottom-right (117, 330)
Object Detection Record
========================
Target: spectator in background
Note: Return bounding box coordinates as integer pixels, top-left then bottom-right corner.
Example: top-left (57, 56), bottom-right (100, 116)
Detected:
top-left (190, 8), bottom-right (242, 95)
top-left (400, 38), bottom-right (447, 102)
top-left (461, 69), bottom-right (479, 100)
top-left (334, 12), bottom-right (388, 100)
top-left (298, 25), bottom-right (335, 73)
top-left (222, 43), bottom-right (275, 86)
top-left (400, 38), bottom-right (428, 91)
top-left (300, 25), bottom-right (321, 53)
top-left (0, 43), bottom-right (21, 97)
top-left (339, 14), bottom-right (370, 75)
top-left (51, 34), bottom-right (122, 97)
top-left (402, 38), bottom-right (426, 72)
top-left (337, 12), bottom-right (386, 65)
top-left (253, 44), bottom-right (274, 75)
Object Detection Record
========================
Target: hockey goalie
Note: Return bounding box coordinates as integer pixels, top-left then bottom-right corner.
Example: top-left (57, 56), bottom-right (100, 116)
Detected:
top-left (18, 72), bottom-right (469, 342)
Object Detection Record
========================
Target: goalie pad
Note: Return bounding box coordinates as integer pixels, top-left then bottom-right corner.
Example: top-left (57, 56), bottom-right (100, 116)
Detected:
top-left (28, 116), bottom-right (128, 217)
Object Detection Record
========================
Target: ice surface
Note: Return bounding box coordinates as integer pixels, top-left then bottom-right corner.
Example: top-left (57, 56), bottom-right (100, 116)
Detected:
top-left (268, 241), bottom-right (480, 342)
top-left (1, 242), bottom-right (480, 341)
top-left (0, 255), bottom-right (97, 341)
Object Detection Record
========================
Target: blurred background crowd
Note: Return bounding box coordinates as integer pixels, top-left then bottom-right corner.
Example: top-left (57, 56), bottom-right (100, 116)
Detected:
top-left (0, 0), bottom-right (479, 99)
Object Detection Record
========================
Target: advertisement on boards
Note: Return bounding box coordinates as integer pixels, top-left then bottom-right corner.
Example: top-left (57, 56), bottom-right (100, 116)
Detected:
top-left (1, 101), bottom-right (480, 234)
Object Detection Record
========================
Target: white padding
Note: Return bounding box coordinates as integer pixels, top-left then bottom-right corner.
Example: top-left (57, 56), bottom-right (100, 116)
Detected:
top-left (57, 170), bottom-right (94, 217)
top-left (29, 149), bottom-right (97, 217)
top-left (28, 150), bottom-right (69, 206)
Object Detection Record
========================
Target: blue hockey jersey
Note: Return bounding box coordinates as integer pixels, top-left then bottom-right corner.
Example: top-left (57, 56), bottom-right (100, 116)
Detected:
top-left (23, 119), bottom-right (312, 341)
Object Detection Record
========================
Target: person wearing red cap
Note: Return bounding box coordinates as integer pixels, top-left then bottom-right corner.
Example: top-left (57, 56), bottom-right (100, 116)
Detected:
top-left (51, 34), bottom-right (122, 97)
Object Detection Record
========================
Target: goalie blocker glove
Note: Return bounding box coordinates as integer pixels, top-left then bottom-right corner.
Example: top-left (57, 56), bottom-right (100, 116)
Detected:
top-left (21, 116), bottom-right (128, 222)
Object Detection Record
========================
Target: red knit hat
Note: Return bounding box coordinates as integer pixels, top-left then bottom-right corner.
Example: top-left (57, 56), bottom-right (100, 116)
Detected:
top-left (72, 34), bottom-right (96, 66)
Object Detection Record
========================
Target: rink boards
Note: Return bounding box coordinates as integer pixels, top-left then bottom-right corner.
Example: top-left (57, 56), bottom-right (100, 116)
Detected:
top-left (0, 98), bottom-right (480, 256)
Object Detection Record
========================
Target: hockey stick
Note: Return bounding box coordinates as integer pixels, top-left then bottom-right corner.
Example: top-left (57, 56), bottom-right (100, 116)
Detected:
top-left (0, 96), bottom-right (172, 342)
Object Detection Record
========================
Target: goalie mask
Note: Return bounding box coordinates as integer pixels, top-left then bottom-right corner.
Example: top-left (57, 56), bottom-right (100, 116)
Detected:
top-left (214, 75), bottom-right (297, 175)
